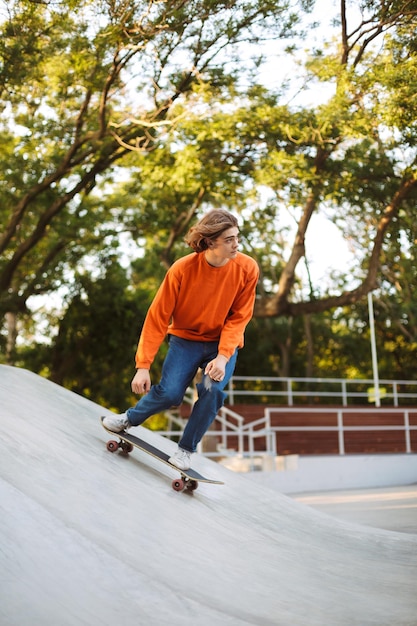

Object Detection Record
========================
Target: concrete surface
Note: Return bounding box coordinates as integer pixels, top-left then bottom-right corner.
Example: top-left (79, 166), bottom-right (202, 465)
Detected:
top-left (243, 453), bottom-right (417, 494)
top-left (1, 365), bottom-right (417, 626)
top-left (292, 485), bottom-right (417, 535)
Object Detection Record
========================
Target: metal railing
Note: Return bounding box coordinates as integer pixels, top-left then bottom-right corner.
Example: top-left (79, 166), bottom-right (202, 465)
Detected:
top-left (226, 376), bottom-right (417, 407)
top-left (160, 403), bottom-right (276, 460)
top-left (156, 386), bottom-right (276, 461)
top-left (152, 379), bottom-right (417, 467)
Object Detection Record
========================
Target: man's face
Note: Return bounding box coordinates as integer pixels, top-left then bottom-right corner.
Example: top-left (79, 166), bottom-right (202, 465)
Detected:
top-left (211, 227), bottom-right (239, 258)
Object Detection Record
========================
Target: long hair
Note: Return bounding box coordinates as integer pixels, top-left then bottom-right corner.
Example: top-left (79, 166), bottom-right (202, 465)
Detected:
top-left (184, 209), bottom-right (238, 252)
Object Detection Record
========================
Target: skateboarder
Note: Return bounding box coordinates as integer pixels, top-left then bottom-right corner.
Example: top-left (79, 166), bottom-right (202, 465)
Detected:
top-left (103, 209), bottom-right (259, 470)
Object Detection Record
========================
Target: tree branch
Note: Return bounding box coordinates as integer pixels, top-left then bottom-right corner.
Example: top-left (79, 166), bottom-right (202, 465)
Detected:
top-left (255, 175), bottom-right (417, 318)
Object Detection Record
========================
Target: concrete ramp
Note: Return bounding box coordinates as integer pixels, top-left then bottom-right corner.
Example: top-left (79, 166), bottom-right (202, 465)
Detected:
top-left (0, 365), bottom-right (416, 625)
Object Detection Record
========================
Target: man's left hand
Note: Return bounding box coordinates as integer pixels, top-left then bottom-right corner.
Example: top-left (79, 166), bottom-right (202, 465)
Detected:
top-left (205, 354), bottom-right (228, 381)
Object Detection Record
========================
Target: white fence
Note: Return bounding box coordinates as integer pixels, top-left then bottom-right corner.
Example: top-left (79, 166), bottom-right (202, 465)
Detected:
top-left (226, 376), bottom-right (417, 407)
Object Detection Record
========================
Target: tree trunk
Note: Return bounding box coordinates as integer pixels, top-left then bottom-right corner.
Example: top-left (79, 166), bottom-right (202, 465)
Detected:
top-left (304, 314), bottom-right (314, 378)
top-left (5, 312), bottom-right (17, 365)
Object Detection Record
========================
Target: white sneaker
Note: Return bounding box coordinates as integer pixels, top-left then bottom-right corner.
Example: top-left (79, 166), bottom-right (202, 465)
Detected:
top-left (168, 447), bottom-right (192, 470)
top-left (102, 413), bottom-right (130, 433)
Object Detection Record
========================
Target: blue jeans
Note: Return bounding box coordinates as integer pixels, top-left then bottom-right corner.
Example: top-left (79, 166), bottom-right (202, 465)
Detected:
top-left (126, 335), bottom-right (238, 453)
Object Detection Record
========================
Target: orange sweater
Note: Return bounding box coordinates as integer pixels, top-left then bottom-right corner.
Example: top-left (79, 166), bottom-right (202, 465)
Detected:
top-left (135, 251), bottom-right (259, 369)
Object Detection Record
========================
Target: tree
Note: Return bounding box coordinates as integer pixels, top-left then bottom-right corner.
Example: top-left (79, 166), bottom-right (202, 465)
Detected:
top-left (252, 0), bottom-right (417, 318)
top-left (0, 0), bottom-right (300, 360)
top-left (107, 0), bottom-right (417, 321)
top-left (3, 0), bottom-right (417, 385)
top-left (19, 258), bottom-right (155, 408)
top-left (98, 0), bottom-right (417, 376)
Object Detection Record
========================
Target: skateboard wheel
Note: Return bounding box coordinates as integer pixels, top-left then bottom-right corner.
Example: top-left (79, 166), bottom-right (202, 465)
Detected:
top-left (120, 442), bottom-right (134, 454)
top-left (172, 478), bottom-right (185, 492)
top-left (106, 440), bottom-right (119, 452)
top-left (186, 480), bottom-right (198, 492)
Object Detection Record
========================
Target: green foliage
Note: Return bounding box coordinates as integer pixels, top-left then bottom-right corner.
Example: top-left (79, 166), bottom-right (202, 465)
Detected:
top-left (0, 0), bottom-right (297, 319)
top-left (19, 259), bottom-right (152, 410)
top-left (2, 0), bottom-right (417, 400)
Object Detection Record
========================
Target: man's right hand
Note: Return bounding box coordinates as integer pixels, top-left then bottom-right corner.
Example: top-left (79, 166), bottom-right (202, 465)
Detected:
top-left (131, 369), bottom-right (151, 395)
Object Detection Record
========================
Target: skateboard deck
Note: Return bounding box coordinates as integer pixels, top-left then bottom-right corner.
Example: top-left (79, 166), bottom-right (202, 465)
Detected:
top-left (100, 417), bottom-right (224, 492)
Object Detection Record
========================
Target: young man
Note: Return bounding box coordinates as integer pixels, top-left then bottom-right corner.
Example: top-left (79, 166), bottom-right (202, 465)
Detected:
top-left (103, 209), bottom-right (259, 470)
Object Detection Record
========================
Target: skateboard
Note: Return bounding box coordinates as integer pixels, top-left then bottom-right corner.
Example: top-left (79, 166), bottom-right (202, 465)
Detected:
top-left (100, 417), bottom-right (224, 492)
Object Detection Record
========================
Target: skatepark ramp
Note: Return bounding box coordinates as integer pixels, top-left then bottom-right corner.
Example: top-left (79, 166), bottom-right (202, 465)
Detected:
top-left (1, 364), bottom-right (416, 626)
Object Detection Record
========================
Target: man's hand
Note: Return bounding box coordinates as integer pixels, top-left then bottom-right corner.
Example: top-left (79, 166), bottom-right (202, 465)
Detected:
top-left (131, 369), bottom-right (151, 394)
top-left (204, 354), bottom-right (228, 382)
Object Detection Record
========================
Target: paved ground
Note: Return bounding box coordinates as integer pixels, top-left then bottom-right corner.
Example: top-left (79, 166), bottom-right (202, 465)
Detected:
top-left (1, 364), bottom-right (417, 626)
top-left (292, 484), bottom-right (417, 535)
